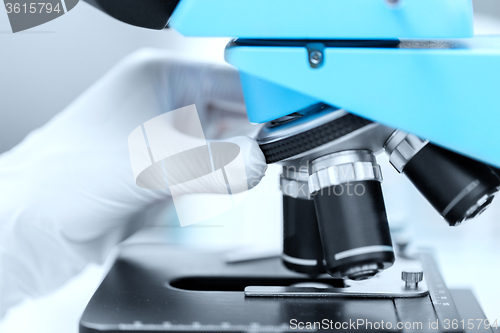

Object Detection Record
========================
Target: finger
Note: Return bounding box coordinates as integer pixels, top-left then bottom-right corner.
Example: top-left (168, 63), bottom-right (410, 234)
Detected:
top-left (164, 136), bottom-right (267, 195)
top-left (150, 54), bottom-right (247, 115)
top-left (130, 107), bottom-right (267, 195)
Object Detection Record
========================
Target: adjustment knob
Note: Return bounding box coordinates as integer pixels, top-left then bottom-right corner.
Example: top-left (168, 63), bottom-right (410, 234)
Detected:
top-left (402, 271), bottom-right (423, 289)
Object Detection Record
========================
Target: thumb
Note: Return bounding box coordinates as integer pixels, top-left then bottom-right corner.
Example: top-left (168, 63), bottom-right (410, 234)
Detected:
top-left (131, 134), bottom-right (268, 196)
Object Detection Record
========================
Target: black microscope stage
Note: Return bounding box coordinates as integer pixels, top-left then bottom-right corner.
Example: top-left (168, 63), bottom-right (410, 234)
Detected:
top-left (80, 244), bottom-right (493, 333)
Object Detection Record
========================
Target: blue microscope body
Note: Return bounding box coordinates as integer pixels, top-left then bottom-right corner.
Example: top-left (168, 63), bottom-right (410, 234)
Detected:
top-left (169, 0), bottom-right (500, 168)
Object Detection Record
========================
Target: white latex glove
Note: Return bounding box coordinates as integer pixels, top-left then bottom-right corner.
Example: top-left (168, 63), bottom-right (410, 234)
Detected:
top-left (0, 49), bottom-right (267, 318)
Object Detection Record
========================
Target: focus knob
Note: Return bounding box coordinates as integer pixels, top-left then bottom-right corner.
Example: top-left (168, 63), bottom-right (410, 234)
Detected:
top-left (401, 271), bottom-right (424, 289)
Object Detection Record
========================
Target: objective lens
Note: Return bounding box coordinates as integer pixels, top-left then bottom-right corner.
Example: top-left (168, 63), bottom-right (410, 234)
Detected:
top-left (281, 167), bottom-right (326, 276)
top-left (309, 150), bottom-right (395, 280)
top-left (385, 131), bottom-right (500, 226)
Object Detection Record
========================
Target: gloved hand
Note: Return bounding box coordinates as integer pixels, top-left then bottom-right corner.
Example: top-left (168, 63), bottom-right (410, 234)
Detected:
top-left (0, 49), bottom-right (267, 318)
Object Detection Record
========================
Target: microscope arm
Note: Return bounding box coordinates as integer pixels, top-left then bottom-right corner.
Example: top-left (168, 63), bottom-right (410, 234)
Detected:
top-left (225, 38), bottom-right (500, 169)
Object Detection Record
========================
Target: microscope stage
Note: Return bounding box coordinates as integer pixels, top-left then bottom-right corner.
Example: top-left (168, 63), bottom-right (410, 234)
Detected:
top-left (80, 244), bottom-right (492, 333)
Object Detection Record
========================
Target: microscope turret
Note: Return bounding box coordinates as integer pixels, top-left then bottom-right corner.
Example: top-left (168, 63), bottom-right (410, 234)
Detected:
top-left (256, 103), bottom-right (500, 280)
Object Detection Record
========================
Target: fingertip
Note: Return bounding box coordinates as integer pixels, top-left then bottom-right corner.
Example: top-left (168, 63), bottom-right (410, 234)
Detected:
top-left (227, 136), bottom-right (268, 190)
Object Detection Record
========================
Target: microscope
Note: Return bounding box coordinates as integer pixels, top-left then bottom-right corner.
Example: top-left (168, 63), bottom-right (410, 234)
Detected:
top-left (80, 1), bottom-right (500, 332)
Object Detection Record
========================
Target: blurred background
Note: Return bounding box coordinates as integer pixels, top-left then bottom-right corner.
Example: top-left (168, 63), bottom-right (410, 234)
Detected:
top-left (1, 1), bottom-right (500, 332)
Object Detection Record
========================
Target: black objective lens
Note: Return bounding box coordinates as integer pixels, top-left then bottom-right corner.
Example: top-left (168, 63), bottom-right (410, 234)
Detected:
top-left (85, 0), bottom-right (180, 30)
top-left (281, 168), bottom-right (325, 276)
top-left (385, 131), bottom-right (500, 226)
top-left (404, 144), bottom-right (500, 225)
top-left (309, 151), bottom-right (395, 280)
top-left (283, 196), bottom-right (326, 276)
